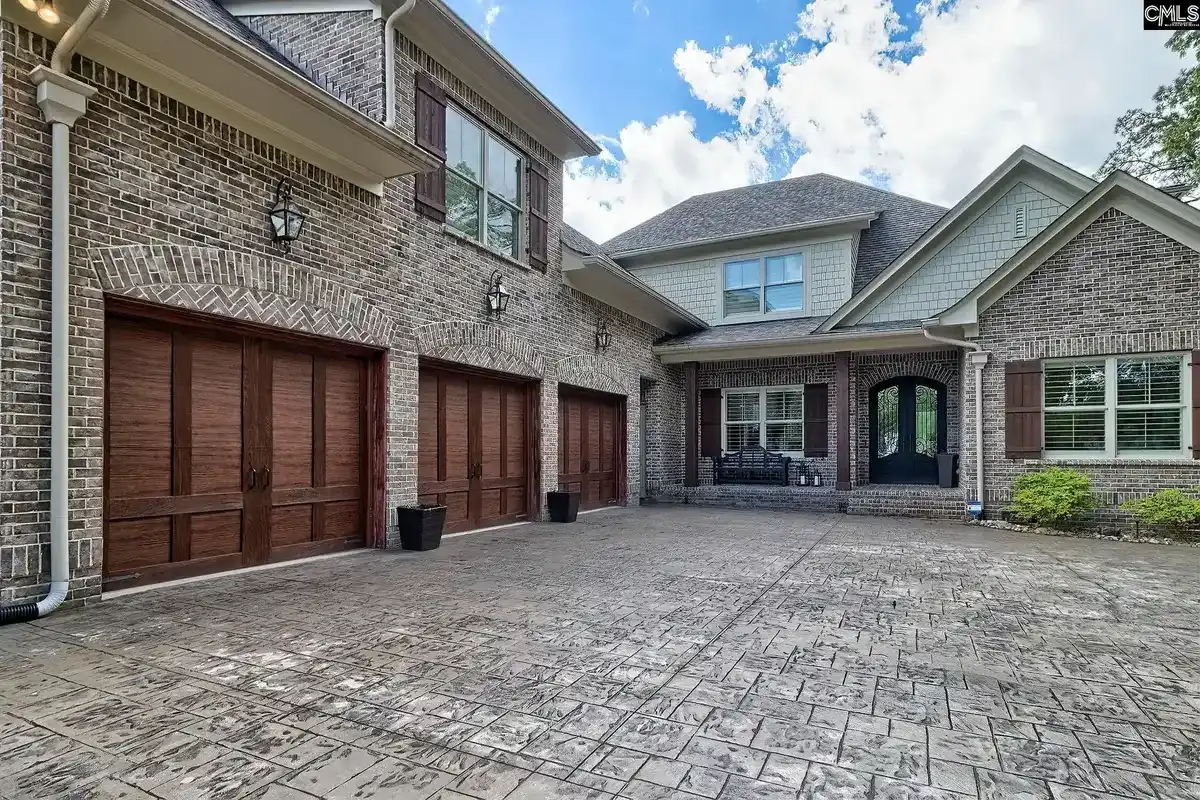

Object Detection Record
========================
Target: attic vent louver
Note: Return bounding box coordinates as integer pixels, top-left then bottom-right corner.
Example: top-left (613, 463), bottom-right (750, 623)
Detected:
top-left (1013, 204), bottom-right (1027, 239)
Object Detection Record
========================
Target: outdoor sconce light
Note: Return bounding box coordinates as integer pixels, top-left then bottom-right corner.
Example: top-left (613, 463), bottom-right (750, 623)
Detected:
top-left (486, 270), bottom-right (510, 318)
top-left (595, 318), bottom-right (612, 351)
top-left (268, 178), bottom-right (306, 252)
top-left (22, 0), bottom-right (60, 23)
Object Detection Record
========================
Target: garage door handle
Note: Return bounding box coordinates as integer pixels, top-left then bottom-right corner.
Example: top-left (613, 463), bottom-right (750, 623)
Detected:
top-left (262, 467), bottom-right (271, 488)
top-left (247, 467), bottom-right (257, 489)
top-left (583, 460), bottom-right (590, 472)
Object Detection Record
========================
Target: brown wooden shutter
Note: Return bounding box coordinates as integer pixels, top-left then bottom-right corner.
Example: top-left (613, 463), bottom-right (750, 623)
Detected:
top-left (1191, 350), bottom-right (1200, 459)
top-left (1005, 360), bottom-right (1043, 459)
top-left (527, 161), bottom-right (549, 271)
top-left (803, 383), bottom-right (829, 457)
top-left (413, 73), bottom-right (446, 222)
top-left (700, 389), bottom-right (722, 459)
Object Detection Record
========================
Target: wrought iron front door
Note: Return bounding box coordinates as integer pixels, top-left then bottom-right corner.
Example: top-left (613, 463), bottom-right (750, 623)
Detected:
top-left (869, 378), bottom-right (946, 484)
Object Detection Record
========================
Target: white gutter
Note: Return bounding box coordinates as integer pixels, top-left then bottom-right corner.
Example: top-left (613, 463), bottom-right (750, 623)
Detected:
top-left (2, 0), bottom-right (107, 625)
top-left (383, 0), bottom-right (417, 129)
top-left (922, 323), bottom-right (989, 518)
top-left (611, 212), bottom-right (879, 261)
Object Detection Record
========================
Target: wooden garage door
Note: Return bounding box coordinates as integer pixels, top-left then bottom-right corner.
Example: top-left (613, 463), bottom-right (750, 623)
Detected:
top-left (559, 389), bottom-right (626, 510)
top-left (418, 367), bottom-right (534, 534)
top-left (104, 312), bottom-right (373, 589)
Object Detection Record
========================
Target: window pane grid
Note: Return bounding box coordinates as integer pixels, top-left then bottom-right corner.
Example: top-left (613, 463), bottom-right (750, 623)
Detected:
top-left (1042, 355), bottom-right (1188, 456)
top-left (445, 105), bottom-right (523, 258)
top-left (724, 388), bottom-right (804, 454)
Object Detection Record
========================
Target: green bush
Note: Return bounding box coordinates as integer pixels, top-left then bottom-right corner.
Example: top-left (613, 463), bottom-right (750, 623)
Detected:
top-left (1007, 467), bottom-right (1097, 527)
top-left (1121, 489), bottom-right (1200, 535)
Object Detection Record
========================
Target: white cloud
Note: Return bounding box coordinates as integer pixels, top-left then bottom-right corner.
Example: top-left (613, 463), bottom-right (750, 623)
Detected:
top-left (564, 0), bottom-right (1181, 243)
top-left (564, 113), bottom-right (768, 243)
top-left (477, 1), bottom-right (501, 41)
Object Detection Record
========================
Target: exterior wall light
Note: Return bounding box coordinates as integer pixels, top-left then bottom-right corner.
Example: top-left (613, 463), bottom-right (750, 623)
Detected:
top-left (595, 318), bottom-right (611, 351)
top-left (24, 0), bottom-right (61, 23)
top-left (486, 270), bottom-right (509, 318)
top-left (268, 178), bottom-right (306, 252)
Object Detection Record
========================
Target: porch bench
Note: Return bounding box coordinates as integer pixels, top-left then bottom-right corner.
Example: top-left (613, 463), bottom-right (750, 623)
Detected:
top-left (713, 446), bottom-right (790, 486)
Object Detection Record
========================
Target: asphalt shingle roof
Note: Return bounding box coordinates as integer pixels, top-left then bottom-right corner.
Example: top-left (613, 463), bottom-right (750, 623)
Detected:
top-left (601, 173), bottom-right (947, 296)
top-left (653, 316), bottom-right (929, 350)
top-left (560, 224), bottom-right (609, 258)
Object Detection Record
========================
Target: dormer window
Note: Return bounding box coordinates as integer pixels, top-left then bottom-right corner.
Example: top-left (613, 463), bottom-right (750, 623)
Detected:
top-left (722, 253), bottom-right (805, 318)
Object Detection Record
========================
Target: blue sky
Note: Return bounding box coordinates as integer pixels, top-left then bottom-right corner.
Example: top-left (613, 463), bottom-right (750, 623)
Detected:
top-left (447, 0), bottom-right (922, 145)
top-left (441, 1), bottom-right (1179, 243)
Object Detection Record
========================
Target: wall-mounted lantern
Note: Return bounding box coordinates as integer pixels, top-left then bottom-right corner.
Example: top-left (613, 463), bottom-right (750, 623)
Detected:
top-left (486, 270), bottom-right (509, 319)
top-left (268, 178), bottom-right (306, 252)
top-left (21, 0), bottom-right (60, 23)
top-left (595, 318), bottom-right (611, 351)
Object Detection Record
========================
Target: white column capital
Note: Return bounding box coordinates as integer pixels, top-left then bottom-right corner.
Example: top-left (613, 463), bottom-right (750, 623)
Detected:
top-left (30, 66), bottom-right (98, 127)
top-left (967, 350), bottom-right (990, 368)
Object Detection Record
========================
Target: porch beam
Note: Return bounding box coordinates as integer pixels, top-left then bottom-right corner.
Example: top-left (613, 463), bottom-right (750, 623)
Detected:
top-left (836, 351), bottom-right (851, 490)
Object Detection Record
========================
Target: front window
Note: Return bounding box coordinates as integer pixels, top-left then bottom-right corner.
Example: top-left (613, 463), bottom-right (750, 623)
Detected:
top-left (723, 387), bottom-right (805, 455)
top-left (1043, 354), bottom-right (1189, 458)
top-left (445, 106), bottom-right (523, 259)
top-left (722, 253), bottom-right (804, 317)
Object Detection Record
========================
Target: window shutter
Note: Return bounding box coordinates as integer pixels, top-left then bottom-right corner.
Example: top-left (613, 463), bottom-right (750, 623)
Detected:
top-left (413, 73), bottom-right (446, 222)
top-left (803, 383), bottom-right (829, 457)
top-left (1005, 360), bottom-right (1042, 459)
top-left (1192, 351), bottom-right (1200, 459)
top-left (700, 389), bottom-right (722, 459)
top-left (527, 161), bottom-right (549, 271)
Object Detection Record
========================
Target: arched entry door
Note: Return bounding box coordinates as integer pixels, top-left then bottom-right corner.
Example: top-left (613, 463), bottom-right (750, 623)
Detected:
top-left (869, 377), bottom-right (947, 484)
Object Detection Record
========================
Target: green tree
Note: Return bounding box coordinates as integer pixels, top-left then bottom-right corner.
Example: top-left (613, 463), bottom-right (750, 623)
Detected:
top-left (1098, 31), bottom-right (1200, 199)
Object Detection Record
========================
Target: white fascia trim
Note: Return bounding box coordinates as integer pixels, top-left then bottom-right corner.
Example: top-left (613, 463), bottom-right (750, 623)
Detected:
top-left (609, 212), bottom-right (879, 262)
top-left (572, 249), bottom-right (710, 330)
top-left (134, 0), bottom-right (440, 181)
top-left (938, 172), bottom-right (1200, 327)
top-left (222, 0), bottom-right (375, 15)
top-left (653, 327), bottom-right (931, 363)
top-left (818, 146), bottom-right (1096, 333)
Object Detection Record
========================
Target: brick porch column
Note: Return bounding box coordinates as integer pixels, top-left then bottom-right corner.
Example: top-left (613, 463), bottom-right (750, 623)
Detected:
top-left (836, 351), bottom-right (851, 490)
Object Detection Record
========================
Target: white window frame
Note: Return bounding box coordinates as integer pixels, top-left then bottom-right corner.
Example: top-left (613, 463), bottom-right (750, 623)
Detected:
top-left (1043, 353), bottom-right (1191, 460)
top-left (721, 386), bottom-right (805, 457)
top-left (444, 105), bottom-right (525, 261)
top-left (720, 251), bottom-right (806, 320)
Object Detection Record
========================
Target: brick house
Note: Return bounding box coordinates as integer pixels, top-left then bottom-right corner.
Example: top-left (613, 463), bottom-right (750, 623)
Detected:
top-left (0, 0), bottom-right (1197, 612)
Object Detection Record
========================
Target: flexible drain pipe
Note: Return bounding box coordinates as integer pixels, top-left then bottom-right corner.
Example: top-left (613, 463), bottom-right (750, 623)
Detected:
top-left (922, 324), bottom-right (990, 517)
top-left (384, 0), bottom-right (417, 129)
top-left (1, 0), bottom-right (107, 625)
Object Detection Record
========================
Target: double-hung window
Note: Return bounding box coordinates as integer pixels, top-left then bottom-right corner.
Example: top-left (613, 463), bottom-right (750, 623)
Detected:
top-left (445, 106), bottom-right (523, 260)
top-left (722, 253), bottom-right (804, 317)
top-left (1043, 354), bottom-right (1190, 458)
top-left (722, 387), bottom-right (805, 455)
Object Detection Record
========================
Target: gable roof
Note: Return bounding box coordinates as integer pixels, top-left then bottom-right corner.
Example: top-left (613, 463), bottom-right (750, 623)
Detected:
top-left (561, 223), bottom-right (610, 259)
top-left (937, 171), bottom-right (1200, 326)
top-left (819, 146), bottom-right (1095, 332)
top-left (601, 173), bottom-right (946, 262)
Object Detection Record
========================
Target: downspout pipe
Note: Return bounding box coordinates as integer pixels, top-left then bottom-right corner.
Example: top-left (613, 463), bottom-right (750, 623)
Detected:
top-left (384, 0), bottom-right (417, 129)
top-left (922, 323), bottom-right (990, 518)
top-left (1, 3), bottom-right (106, 625)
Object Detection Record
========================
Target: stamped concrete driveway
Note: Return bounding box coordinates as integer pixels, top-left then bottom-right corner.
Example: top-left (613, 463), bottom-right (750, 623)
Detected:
top-left (2, 507), bottom-right (1200, 800)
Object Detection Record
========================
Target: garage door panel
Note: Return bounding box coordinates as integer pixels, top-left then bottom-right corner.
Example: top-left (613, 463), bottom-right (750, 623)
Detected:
top-left (108, 321), bottom-right (173, 500)
top-left (505, 386), bottom-right (525, 479)
top-left (191, 510), bottom-right (244, 559)
top-left (270, 506), bottom-right (312, 547)
top-left (191, 337), bottom-right (244, 495)
top-left (444, 376), bottom-right (471, 482)
top-left (443, 493), bottom-right (470, 527)
top-left (323, 500), bottom-right (360, 540)
top-left (478, 381), bottom-right (502, 480)
top-left (106, 518), bottom-right (172, 573)
top-left (272, 351), bottom-right (314, 490)
top-left (326, 358), bottom-right (362, 487)
top-left (558, 389), bottom-right (625, 511)
top-left (418, 372), bottom-right (440, 487)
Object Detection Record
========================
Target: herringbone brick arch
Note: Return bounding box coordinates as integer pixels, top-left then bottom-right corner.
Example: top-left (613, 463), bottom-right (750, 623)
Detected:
top-left (415, 321), bottom-right (545, 378)
top-left (90, 245), bottom-right (394, 347)
top-left (554, 354), bottom-right (628, 396)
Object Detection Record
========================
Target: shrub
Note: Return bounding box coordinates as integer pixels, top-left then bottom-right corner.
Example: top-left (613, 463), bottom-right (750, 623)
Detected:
top-left (1007, 467), bottom-right (1097, 527)
top-left (1121, 489), bottom-right (1200, 536)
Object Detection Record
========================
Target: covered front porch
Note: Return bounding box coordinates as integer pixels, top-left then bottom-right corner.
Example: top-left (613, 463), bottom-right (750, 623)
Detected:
top-left (650, 321), bottom-right (975, 518)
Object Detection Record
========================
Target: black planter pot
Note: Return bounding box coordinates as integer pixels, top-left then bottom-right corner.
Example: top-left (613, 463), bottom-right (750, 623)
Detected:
top-left (937, 453), bottom-right (959, 489)
top-left (396, 505), bottom-right (447, 551)
top-left (548, 491), bottom-right (580, 523)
